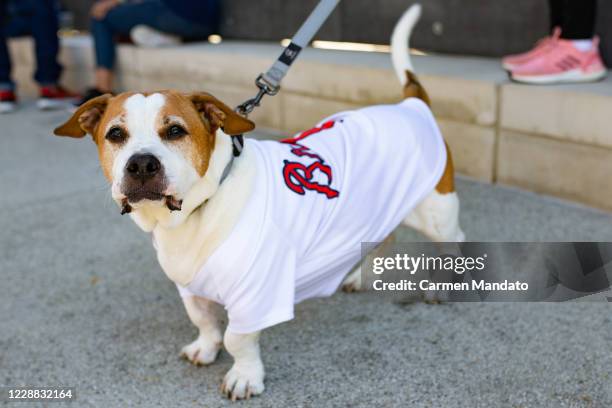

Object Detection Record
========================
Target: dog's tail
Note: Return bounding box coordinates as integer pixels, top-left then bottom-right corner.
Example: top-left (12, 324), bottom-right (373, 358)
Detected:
top-left (391, 4), bottom-right (456, 196)
top-left (391, 3), bottom-right (430, 105)
top-left (391, 3), bottom-right (422, 85)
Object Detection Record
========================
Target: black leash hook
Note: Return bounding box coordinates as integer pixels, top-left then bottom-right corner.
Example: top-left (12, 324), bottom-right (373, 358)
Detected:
top-left (235, 74), bottom-right (280, 117)
top-left (232, 75), bottom-right (280, 157)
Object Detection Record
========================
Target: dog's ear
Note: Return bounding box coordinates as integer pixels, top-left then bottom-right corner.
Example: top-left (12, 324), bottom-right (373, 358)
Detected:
top-left (54, 94), bottom-right (112, 138)
top-left (186, 92), bottom-right (255, 136)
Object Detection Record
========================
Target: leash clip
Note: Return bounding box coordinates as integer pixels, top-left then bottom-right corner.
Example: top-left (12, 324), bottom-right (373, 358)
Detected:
top-left (232, 75), bottom-right (280, 157)
top-left (236, 74), bottom-right (280, 117)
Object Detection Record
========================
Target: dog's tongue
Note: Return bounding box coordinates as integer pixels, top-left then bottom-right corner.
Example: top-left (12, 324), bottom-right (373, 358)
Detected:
top-left (165, 196), bottom-right (183, 212)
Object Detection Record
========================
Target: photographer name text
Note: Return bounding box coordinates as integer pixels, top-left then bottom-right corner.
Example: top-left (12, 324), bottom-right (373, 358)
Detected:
top-left (371, 254), bottom-right (529, 292)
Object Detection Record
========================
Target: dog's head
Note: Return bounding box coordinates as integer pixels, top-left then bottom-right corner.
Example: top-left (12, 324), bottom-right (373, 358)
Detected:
top-left (54, 91), bottom-right (254, 221)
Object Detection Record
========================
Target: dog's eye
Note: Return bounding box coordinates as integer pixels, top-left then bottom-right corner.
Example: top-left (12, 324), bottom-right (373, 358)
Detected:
top-left (106, 127), bottom-right (127, 143)
top-left (166, 125), bottom-right (187, 140)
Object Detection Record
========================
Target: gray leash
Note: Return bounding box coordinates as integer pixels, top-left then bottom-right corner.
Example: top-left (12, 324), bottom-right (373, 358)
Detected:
top-left (232, 0), bottom-right (341, 156)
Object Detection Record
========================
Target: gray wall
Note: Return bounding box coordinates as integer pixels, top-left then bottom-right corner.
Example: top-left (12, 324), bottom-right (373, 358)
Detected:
top-left (62, 0), bottom-right (612, 65)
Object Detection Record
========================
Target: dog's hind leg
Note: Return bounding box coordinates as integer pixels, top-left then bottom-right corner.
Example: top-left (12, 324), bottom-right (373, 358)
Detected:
top-left (403, 148), bottom-right (465, 242)
top-left (404, 190), bottom-right (465, 242)
top-left (341, 266), bottom-right (363, 293)
top-left (180, 296), bottom-right (223, 366)
top-left (342, 233), bottom-right (396, 292)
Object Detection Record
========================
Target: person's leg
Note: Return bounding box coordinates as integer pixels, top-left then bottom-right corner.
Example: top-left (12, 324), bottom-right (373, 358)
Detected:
top-left (130, 5), bottom-right (216, 49)
top-left (548, 0), bottom-right (564, 32)
top-left (90, 2), bottom-right (160, 92)
top-left (560, 0), bottom-right (597, 40)
top-left (511, 0), bottom-right (605, 84)
top-left (4, 0), bottom-right (36, 37)
top-left (146, 4), bottom-right (214, 41)
top-left (90, 16), bottom-right (117, 92)
top-left (502, 1), bottom-right (564, 71)
top-left (28, 0), bottom-right (62, 86)
top-left (16, 0), bottom-right (79, 110)
top-left (91, 0), bottom-right (198, 92)
top-left (0, 0), bottom-right (14, 90)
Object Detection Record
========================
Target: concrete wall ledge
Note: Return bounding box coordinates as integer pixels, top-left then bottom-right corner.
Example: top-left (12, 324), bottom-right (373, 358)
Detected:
top-left (8, 36), bottom-right (612, 211)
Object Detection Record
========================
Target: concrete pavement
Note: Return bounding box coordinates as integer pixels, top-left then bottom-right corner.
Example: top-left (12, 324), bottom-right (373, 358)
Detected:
top-left (1, 104), bottom-right (611, 407)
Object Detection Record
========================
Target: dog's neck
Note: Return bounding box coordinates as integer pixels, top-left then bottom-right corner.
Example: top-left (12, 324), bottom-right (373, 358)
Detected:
top-left (140, 131), bottom-right (256, 286)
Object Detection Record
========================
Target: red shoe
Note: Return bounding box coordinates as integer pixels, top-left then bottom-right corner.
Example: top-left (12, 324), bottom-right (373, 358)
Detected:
top-left (0, 89), bottom-right (17, 114)
top-left (38, 85), bottom-right (80, 110)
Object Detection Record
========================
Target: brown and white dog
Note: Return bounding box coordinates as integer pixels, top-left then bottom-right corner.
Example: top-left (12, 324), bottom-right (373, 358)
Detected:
top-left (54, 5), bottom-right (463, 400)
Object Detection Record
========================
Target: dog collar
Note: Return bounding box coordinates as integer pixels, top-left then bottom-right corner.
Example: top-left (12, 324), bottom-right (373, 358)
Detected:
top-left (231, 134), bottom-right (244, 157)
top-left (220, 152), bottom-right (235, 183)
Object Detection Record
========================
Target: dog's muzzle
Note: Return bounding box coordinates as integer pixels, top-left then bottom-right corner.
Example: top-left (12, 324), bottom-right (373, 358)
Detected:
top-left (119, 153), bottom-right (182, 214)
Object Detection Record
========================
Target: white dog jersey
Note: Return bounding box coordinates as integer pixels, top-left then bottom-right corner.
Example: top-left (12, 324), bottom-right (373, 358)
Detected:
top-left (177, 98), bottom-right (447, 333)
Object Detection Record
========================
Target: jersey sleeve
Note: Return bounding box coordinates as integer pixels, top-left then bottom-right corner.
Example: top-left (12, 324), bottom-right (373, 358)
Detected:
top-left (221, 226), bottom-right (298, 334)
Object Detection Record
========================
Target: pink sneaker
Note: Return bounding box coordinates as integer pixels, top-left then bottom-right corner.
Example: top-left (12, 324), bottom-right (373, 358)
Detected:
top-left (511, 37), bottom-right (607, 85)
top-left (502, 27), bottom-right (561, 71)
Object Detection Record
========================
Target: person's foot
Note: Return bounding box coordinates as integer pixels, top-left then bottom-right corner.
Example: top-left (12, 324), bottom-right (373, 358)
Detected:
top-left (130, 25), bottom-right (181, 47)
top-left (38, 85), bottom-right (80, 110)
top-left (75, 88), bottom-right (110, 107)
top-left (0, 89), bottom-right (17, 114)
top-left (511, 37), bottom-right (607, 85)
top-left (502, 27), bottom-right (561, 71)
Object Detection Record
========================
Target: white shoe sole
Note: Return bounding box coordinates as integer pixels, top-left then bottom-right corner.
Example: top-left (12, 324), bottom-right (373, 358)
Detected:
top-left (37, 98), bottom-right (76, 111)
top-left (512, 68), bottom-right (607, 85)
top-left (130, 25), bottom-right (181, 48)
top-left (0, 101), bottom-right (16, 113)
top-left (502, 62), bottom-right (518, 71)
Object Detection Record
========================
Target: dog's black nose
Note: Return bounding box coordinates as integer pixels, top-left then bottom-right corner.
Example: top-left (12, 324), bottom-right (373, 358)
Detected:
top-left (125, 154), bottom-right (161, 181)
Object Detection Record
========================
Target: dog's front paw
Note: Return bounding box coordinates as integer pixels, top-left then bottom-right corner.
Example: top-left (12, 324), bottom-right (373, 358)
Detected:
top-left (221, 364), bottom-right (265, 401)
top-left (180, 336), bottom-right (221, 366)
